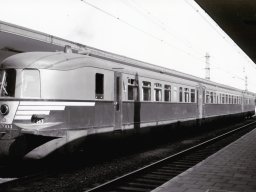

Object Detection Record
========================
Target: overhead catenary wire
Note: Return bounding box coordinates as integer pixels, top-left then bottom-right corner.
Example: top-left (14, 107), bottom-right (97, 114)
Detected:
top-left (124, 0), bottom-right (205, 57)
top-left (184, 0), bottom-right (256, 68)
top-left (80, 0), bottom-right (205, 63)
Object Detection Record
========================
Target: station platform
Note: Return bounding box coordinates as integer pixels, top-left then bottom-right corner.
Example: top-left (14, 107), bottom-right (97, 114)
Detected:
top-left (152, 128), bottom-right (256, 192)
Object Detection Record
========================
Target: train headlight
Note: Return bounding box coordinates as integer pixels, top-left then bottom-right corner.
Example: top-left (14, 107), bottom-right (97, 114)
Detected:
top-left (0, 104), bottom-right (9, 116)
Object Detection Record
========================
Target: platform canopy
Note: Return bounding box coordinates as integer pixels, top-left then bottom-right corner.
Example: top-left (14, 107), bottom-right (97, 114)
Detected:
top-left (195, 0), bottom-right (256, 64)
top-left (0, 20), bottom-right (88, 62)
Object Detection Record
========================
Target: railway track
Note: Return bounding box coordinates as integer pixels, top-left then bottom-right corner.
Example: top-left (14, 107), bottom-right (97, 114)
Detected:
top-left (84, 121), bottom-right (256, 192)
top-left (0, 120), bottom-right (255, 191)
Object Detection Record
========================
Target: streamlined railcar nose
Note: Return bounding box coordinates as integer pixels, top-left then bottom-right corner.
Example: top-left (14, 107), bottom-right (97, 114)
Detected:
top-left (0, 101), bottom-right (19, 132)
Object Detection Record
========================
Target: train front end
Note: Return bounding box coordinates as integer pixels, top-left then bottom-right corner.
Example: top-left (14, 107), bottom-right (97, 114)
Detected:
top-left (0, 69), bottom-right (21, 159)
top-left (0, 66), bottom-right (70, 161)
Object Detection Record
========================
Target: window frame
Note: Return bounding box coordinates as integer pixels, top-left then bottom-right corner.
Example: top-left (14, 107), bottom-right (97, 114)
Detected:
top-left (142, 81), bottom-right (151, 101)
top-left (95, 73), bottom-right (104, 99)
top-left (21, 69), bottom-right (41, 98)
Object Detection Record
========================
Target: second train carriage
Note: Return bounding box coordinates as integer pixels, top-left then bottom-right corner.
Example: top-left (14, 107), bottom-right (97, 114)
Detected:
top-left (0, 51), bottom-right (254, 160)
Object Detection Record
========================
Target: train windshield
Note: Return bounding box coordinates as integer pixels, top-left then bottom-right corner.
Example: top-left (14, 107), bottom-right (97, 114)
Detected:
top-left (0, 69), bottom-right (16, 97)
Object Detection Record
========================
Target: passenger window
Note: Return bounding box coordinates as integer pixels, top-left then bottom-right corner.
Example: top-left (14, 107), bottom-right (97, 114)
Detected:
top-left (221, 94), bottom-right (225, 104)
top-left (95, 73), bottom-right (104, 99)
top-left (179, 87), bottom-right (183, 102)
top-left (22, 69), bottom-right (40, 98)
top-left (205, 91), bottom-right (210, 104)
top-left (142, 81), bottom-right (151, 101)
top-left (184, 88), bottom-right (189, 102)
top-left (154, 83), bottom-right (162, 101)
top-left (190, 89), bottom-right (195, 103)
top-left (127, 78), bottom-right (138, 101)
top-left (164, 85), bottom-right (171, 102)
top-left (210, 92), bottom-right (213, 104)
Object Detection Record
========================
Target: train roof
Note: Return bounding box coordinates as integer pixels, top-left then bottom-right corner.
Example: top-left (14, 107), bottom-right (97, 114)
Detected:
top-left (0, 51), bottom-right (255, 95)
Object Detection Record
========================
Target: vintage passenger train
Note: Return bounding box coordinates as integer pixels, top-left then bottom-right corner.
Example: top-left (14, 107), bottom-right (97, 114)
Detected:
top-left (0, 50), bottom-right (255, 160)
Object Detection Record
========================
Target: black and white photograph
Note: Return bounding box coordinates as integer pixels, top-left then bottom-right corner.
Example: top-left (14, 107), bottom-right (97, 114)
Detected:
top-left (0, 0), bottom-right (256, 191)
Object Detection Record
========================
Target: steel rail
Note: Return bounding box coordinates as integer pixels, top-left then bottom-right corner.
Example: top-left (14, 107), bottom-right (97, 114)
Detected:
top-left (84, 120), bottom-right (256, 192)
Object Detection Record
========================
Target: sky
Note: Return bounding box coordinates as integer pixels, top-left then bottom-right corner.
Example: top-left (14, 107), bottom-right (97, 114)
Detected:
top-left (1, 0), bottom-right (256, 92)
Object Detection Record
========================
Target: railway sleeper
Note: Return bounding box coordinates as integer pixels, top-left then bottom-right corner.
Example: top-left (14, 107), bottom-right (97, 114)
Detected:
top-left (126, 182), bottom-right (159, 188)
top-left (135, 178), bottom-right (165, 184)
top-left (116, 185), bottom-right (152, 192)
top-left (142, 173), bottom-right (172, 180)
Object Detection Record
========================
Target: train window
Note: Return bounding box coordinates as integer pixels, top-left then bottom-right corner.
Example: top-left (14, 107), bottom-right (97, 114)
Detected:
top-left (205, 91), bottom-right (210, 104)
top-left (22, 69), bottom-right (40, 98)
top-left (210, 92), bottom-right (214, 104)
top-left (221, 94), bottom-right (225, 104)
top-left (142, 81), bottom-right (151, 101)
top-left (154, 83), bottom-right (162, 101)
top-left (95, 73), bottom-right (104, 99)
top-left (190, 89), bottom-right (195, 103)
top-left (213, 92), bottom-right (217, 104)
top-left (225, 94), bottom-right (228, 104)
top-left (184, 88), bottom-right (189, 102)
top-left (179, 87), bottom-right (183, 102)
top-left (0, 69), bottom-right (16, 97)
top-left (128, 78), bottom-right (138, 101)
top-left (164, 85), bottom-right (171, 102)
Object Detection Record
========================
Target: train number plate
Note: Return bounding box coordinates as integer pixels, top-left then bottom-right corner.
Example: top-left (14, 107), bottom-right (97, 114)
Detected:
top-left (0, 124), bottom-right (12, 129)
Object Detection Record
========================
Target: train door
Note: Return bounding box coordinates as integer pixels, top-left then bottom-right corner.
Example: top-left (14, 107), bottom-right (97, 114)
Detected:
top-left (114, 72), bottom-right (122, 130)
top-left (197, 84), bottom-right (204, 119)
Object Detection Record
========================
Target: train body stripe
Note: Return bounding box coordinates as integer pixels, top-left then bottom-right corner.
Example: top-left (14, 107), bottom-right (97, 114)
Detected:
top-left (14, 101), bottom-right (96, 121)
top-left (14, 116), bottom-right (32, 120)
top-left (16, 111), bottom-right (50, 115)
top-left (19, 101), bottom-right (95, 106)
top-left (18, 106), bottom-right (65, 111)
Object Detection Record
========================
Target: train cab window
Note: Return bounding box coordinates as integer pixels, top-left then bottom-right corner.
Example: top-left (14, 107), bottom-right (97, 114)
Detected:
top-left (22, 69), bottom-right (40, 98)
top-left (0, 69), bottom-right (16, 97)
top-left (95, 73), bottom-right (104, 99)
top-left (179, 87), bottom-right (183, 102)
top-left (184, 88), bottom-right (189, 102)
top-left (128, 78), bottom-right (138, 101)
top-left (164, 85), bottom-right (171, 102)
top-left (142, 81), bottom-right (151, 101)
top-left (190, 89), bottom-right (195, 103)
top-left (154, 83), bottom-right (162, 102)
